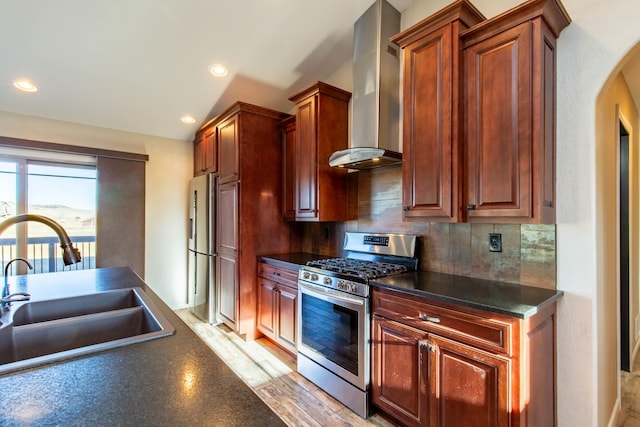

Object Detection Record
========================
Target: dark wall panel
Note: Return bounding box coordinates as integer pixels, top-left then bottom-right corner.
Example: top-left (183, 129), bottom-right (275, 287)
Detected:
top-left (96, 157), bottom-right (145, 276)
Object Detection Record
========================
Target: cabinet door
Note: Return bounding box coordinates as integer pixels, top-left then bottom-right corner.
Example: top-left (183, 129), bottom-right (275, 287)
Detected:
top-left (428, 334), bottom-right (509, 427)
top-left (218, 114), bottom-right (239, 184)
top-left (257, 277), bottom-right (276, 337)
top-left (372, 315), bottom-right (429, 427)
top-left (294, 95), bottom-right (317, 219)
top-left (276, 283), bottom-right (297, 352)
top-left (203, 126), bottom-right (217, 173)
top-left (217, 181), bottom-right (238, 329)
top-left (402, 23), bottom-right (458, 221)
top-left (218, 181), bottom-right (238, 254)
top-left (465, 22), bottom-right (532, 220)
top-left (194, 132), bottom-right (206, 176)
top-left (194, 127), bottom-right (217, 176)
top-left (281, 117), bottom-right (296, 220)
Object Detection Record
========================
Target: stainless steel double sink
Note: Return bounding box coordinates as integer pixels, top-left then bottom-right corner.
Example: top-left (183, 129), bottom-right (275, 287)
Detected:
top-left (0, 287), bottom-right (175, 374)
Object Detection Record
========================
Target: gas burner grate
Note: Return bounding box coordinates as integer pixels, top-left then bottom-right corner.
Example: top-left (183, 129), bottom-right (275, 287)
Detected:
top-left (306, 258), bottom-right (408, 280)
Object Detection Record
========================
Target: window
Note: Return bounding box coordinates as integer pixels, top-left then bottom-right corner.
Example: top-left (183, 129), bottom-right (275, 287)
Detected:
top-left (0, 155), bottom-right (97, 275)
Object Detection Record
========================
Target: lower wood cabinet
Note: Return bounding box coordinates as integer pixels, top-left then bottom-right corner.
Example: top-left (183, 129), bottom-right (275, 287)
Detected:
top-left (257, 261), bottom-right (299, 354)
top-left (372, 316), bottom-right (428, 426)
top-left (371, 287), bottom-right (557, 427)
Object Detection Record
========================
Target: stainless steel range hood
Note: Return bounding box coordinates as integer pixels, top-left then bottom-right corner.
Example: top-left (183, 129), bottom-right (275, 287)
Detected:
top-left (329, 0), bottom-right (402, 170)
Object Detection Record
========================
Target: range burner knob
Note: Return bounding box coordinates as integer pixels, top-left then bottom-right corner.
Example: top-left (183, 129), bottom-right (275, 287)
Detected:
top-left (323, 277), bottom-right (332, 285)
top-left (302, 271), bottom-right (310, 279)
top-left (310, 273), bottom-right (319, 281)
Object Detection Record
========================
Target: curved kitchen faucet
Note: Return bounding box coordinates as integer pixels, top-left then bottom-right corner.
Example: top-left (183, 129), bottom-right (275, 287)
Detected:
top-left (2, 257), bottom-right (33, 308)
top-left (0, 214), bottom-right (82, 266)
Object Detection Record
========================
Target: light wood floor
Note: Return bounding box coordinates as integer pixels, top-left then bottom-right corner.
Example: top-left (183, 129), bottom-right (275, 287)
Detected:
top-left (176, 309), bottom-right (397, 427)
top-left (619, 356), bottom-right (640, 426)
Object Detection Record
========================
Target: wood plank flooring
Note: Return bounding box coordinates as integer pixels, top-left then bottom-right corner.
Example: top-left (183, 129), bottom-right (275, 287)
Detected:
top-left (176, 309), bottom-right (397, 427)
top-left (618, 356), bottom-right (640, 426)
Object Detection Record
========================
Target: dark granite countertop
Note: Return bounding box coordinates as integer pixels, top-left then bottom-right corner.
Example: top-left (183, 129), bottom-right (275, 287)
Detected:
top-left (371, 271), bottom-right (563, 319)
top-left (0, 267), bottom-right (285, 426)
top-left (259, 253), bottom-right (561, 319)
top-left (258, 252), bottom-right (333, 269)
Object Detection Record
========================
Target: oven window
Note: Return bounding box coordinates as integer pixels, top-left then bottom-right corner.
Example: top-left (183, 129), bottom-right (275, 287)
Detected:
top-left (300, 293), bottom-right (359, 375)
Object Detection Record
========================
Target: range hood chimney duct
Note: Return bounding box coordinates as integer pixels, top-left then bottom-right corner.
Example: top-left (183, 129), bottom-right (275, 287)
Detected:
top-left (329, 0), bottom-right (402, 170)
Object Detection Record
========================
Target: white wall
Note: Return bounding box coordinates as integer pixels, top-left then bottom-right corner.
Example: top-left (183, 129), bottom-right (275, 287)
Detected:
top-left (0, 111), bottom-right (193, 310)
top-left (399, 0), bottom-right (640, 425)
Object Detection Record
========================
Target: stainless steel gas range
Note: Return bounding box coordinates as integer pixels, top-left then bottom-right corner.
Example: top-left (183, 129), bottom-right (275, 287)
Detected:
top-left (296, 232), bottom-right (418, 418)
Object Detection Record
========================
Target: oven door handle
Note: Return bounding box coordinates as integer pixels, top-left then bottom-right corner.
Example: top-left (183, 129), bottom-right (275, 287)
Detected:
top-left (298, 281), bottom-right (365, 306)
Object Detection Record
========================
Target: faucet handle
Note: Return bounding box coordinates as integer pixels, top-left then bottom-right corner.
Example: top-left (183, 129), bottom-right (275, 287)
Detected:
top-left (1, 292), bottom-right (31, 306)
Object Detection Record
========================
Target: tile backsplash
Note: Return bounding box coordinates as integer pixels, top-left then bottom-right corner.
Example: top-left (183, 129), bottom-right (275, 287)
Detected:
top-left (301, 166), bottom-right (556, 290)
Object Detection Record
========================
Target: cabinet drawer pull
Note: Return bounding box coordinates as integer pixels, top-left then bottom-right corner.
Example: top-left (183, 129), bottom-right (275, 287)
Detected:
top-left (419, 313), bottom-right (441, 323)
top-left (272, 272), bottom-right (281, 276)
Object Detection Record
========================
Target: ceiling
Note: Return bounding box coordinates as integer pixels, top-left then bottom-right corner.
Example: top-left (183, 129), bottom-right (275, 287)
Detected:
top-left (0, 0), bottom-right (413, 142)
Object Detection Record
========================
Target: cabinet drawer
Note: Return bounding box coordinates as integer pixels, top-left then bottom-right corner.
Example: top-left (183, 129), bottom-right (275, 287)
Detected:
top-left (372, 289), bottom-right (512, 355)
top-left (257, 263), bottom-right (299, 288)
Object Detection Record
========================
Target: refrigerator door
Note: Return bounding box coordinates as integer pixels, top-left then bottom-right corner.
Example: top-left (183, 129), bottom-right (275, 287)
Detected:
top-left (189, 174), bottom-right (212, 255)
top-left (187, 173), bottom-right (217, 323)
top-left (190, 251), bottom-right (212, 321)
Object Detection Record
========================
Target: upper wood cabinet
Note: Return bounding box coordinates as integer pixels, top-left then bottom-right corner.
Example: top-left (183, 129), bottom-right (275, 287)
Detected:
top-left (193, 125), bottom-right (216, 176)
top-left (461, 0), bottom-right (570, 223)
top-left (288, 81), bottom-right (352, 222)
top-left (392, 0), bottom-right (485, 223)
top-left (217, 114), bottom-right (240, 184)
top-left (394, 0), bottom-right (570, 224)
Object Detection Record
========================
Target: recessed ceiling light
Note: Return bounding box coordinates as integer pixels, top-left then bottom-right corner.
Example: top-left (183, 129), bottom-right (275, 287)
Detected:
top-left (181, 115), bottom-right (197, 124)
top-left (13, 80), bottom-right (38, 93)
top-left (209, 64), bottom-right (228, 77)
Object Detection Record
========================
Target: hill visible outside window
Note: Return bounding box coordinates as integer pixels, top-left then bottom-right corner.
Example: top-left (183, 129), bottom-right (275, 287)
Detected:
top-left (0, 159), bottom-right (96, 274)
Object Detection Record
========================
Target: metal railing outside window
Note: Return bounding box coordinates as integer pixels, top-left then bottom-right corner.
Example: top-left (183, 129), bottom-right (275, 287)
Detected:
top-left (0, 235), bottom-right (95, 274)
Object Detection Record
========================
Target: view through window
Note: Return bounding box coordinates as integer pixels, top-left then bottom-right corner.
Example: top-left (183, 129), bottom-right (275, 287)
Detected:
top-left (0, 158), bottom-right (97, 274)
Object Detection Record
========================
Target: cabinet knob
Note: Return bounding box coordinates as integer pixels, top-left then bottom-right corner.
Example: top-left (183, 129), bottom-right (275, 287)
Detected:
top-left (418, 313), bottom-right (441, 323)
top-left (403, 206), bottom-right (410, 211)
top-left (467, 204), bottom-right (476, 211)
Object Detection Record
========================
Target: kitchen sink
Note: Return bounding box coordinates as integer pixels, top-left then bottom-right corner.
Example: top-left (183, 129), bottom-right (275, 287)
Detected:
top-left (0, 287), bottom-right (175, 374)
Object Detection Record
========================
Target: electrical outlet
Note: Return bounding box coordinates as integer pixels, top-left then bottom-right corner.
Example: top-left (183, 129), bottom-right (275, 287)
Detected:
top-left (489, 233), bottom-right (502, 252)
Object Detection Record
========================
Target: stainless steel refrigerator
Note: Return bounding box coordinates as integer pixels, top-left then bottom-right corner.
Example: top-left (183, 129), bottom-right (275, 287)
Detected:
top-left (187, 173), bottom-right (217, 323)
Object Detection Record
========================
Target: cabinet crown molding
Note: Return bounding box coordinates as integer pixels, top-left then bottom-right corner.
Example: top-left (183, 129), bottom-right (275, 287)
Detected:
top-left (391, 0), bottom-right (485, 47)
top-left (460, 0), bottom-right (571, 46)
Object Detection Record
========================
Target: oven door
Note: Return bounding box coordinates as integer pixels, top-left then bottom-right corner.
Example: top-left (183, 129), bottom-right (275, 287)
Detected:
top-left (297, 280), bottom-right (370, 390)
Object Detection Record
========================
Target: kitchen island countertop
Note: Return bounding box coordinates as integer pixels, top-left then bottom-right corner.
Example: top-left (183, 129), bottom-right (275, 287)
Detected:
top-left (0, 266), bottom-right (285, 426)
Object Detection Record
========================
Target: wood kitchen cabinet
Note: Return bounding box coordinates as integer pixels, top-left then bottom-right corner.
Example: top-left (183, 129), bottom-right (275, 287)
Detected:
top-left (217, 114), bottom-right (239, 184)
top-left (391, 1), bottom-right (485, 223)
top-left (205, 102), bottom-right (296, 340)
top-left (372, 316), bottom-right (428, 426)
top-left (193, 125), bottom-right (216, 176)
top-left (371, 286), bottom-right (557, 426)
top-left (461, 0), bottom-right (570, 223)
top-left (217, 180), bottom-right (238, 328)
top-left (288, 81), bottom-right (351, 222)
top-left (257, 261), bottom-right (299, 354)
top-left (280, 115), bottom-right (296, 221)
top-left (393, 0), bottom-right (570, 224)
